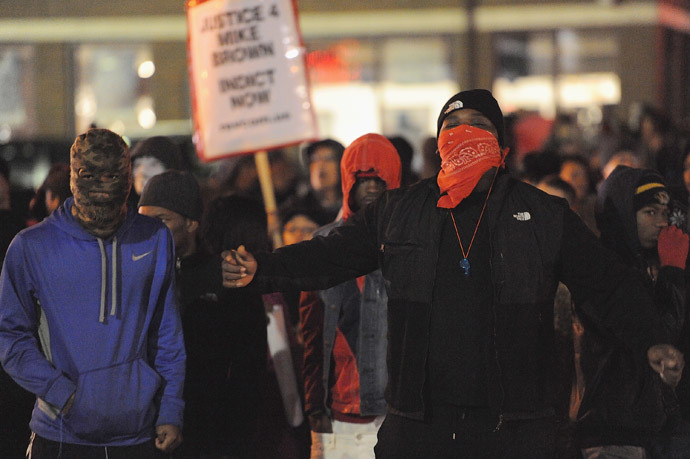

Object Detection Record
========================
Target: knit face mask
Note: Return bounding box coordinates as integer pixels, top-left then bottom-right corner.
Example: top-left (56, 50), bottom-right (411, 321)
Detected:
top-left (436, 124), bottom-right (504, 208)
top-left (70, 129), bottom-right (132, 238)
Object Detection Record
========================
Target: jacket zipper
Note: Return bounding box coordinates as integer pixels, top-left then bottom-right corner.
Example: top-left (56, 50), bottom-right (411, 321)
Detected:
top-left (490, 239), bottom-right (506, 432)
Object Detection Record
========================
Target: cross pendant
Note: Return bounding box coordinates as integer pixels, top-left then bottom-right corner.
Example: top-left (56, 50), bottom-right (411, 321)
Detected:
top-left (460, 258), bottom-right (471, 277)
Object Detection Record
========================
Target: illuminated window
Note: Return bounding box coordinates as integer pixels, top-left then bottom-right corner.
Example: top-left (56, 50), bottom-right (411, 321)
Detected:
top-left (493, 30), bottom-right (621, 116)
top-left (305, 37), bottom-right (457, 157)
top-left (0, 46), bottom-right (36, 142)
top-left (74, 44), bottom-right (156, 136)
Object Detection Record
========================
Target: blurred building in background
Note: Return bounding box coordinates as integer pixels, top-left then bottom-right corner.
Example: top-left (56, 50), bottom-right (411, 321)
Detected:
top-left (0, 0), bottom-right (688, 187)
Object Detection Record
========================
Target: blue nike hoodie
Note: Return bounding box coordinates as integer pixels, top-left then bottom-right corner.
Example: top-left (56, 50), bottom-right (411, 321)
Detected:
top-left (0, 197), bottom-right (185, 446)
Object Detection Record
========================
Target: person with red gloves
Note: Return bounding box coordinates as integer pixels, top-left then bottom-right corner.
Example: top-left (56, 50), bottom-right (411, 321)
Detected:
top-left (573, 165), bottom-right (689, 458)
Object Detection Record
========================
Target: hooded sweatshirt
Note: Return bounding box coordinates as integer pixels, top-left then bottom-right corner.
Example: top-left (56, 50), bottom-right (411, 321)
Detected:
top-left (596, 165), bottom-right (662, 267)
top-left (301, 134), bottom-right (401, 420)
top-left (572, 165), bottom-right (685, 447)
top-left (339, 133), bottom-right (401, 221)
top-left (0, 197), bottom-right (185, 446)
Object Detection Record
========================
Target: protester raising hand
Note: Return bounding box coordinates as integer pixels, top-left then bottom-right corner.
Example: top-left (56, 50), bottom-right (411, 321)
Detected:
top-left (658, 225), bottom-right (689, 269)
top-left (222, 245), bottom-right (257, 288)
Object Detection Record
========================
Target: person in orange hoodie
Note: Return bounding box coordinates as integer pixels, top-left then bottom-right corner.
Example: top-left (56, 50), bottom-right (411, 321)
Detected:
top-left (299, 133), bottom-right (401, 459)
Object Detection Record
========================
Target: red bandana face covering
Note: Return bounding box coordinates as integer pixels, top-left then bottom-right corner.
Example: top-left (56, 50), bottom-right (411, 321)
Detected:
top-left (436, 124), bottom-right (505, 208)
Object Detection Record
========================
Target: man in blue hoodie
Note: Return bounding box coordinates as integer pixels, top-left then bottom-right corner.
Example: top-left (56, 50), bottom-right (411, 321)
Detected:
top-left (0, 128), bottom-right (185, 457)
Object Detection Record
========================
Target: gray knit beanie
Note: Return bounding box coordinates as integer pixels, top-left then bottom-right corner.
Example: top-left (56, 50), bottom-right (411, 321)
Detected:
top-left (138, 170), bottom-right (202, 221)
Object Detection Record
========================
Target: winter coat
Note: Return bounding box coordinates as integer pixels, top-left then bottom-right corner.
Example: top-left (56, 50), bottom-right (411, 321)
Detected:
top-left (253, 174), bottom-right (667, 423)
top-left (572, 165), bottom-right (686, 447)
top-left (300, 133), bottom-right (400, 419)
top-left (176, 250), bottom-right (267, 456)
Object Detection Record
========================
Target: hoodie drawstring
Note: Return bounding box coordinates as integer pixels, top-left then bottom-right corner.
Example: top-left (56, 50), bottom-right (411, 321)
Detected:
top-left (97, 237), bottom-right (118, 323)
top-left (98, 239), bottom-right (106, 323)
top-left (111, 237), bottom-right (117, 318)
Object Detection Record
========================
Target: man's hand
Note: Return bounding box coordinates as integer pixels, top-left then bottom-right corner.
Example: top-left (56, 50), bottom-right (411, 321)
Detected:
top-left (155, 424), bottom-right (182, 453)
top-left (221, 245), bottom-right (257, 288)
top-left (308, 412), bottom-right (333, 433)
top-left (658, 226), bottom-right (689, 269)
top-left (648, 344), bottom-right (684, 387)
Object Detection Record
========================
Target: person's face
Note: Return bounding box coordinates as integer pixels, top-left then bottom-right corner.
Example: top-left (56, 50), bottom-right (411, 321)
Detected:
top-left (636, 203), bottom-right (669, 249)
top-left (683, 154), bottom-right (690, 195)
top-left (309, 146), bottom-right (339, 192)
top-left (133, 157), bottom-right (167, 195)
top-left (139, 205), bottom-right (198, 257)
top-left (282, 214), bottom-right (319, 246)
top-left (440, 108), bottom-right (499, 141)
top-left (560, 161), bottom-right (590, 200)
top-left (270, 156), bottom-right (297, 194)
top-left (352, 177), bottom-right (386, 211)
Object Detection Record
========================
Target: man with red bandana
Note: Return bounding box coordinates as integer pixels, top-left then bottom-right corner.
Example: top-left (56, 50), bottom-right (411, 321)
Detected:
top-left (221, 90), bottom-right (683, 458)
top-left (299, 133), bottom-right (401, 458)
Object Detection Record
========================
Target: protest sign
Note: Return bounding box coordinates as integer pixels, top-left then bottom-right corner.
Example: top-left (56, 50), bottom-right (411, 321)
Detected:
top-left (186, 0), bottom-right (318, 161)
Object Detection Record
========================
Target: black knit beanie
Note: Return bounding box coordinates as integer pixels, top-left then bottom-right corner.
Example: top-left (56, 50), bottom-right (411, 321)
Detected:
top-left (139, 170), bottom-right (202, 221)
top-left (130, 136), bottom-right (183, 170)
top-left (436, 89), bottom-right (505, 146)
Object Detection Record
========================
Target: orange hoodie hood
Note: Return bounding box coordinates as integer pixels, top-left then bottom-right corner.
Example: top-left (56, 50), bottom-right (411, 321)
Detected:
top-left (341, 133), bottom-right (401, 220)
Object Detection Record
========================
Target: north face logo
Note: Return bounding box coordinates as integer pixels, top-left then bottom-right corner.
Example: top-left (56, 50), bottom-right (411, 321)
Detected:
top-left (513, 212), bottom-right (531, 221)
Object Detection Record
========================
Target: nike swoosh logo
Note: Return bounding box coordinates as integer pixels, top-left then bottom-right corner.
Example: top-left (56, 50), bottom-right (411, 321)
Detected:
top-left (132, 251), bottom-right (153, 261)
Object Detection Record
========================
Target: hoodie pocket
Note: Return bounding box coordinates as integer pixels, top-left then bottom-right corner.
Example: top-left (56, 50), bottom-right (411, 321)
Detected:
top-left (64, 358), bottom-right (162, 443)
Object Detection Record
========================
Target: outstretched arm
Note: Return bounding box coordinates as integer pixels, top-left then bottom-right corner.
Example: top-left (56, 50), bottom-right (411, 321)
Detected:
top-left (222, 204), bottom-right (381, 293)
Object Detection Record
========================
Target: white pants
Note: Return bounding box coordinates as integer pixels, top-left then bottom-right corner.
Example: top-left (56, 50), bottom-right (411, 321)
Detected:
top-left (310, 416), bottom-right (385, 459)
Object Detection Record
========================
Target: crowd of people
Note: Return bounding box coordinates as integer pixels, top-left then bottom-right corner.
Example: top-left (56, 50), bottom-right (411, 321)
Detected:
top-left (0, 88), bottom-right (689, 458)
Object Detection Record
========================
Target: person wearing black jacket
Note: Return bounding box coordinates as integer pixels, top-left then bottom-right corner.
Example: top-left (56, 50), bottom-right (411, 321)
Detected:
top-left (221, 89), bottom-right (684, 458)
top-left (572, 166), bottom-right (689, 458)
top-left (139, 172), bottom-right (268, 458)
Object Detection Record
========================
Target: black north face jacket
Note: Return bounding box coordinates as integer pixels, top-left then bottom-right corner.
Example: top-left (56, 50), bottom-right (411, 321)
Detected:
top-left (253, 174), bottom-right (667, 424)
